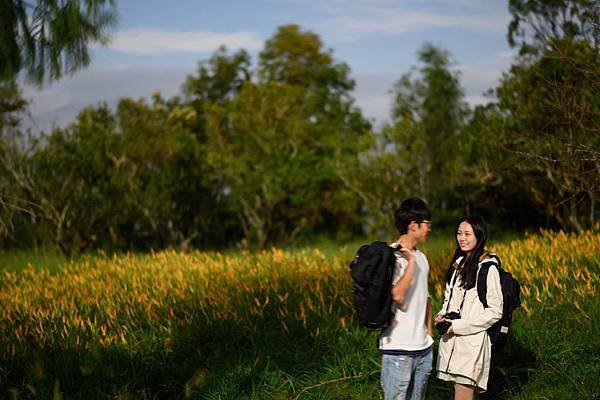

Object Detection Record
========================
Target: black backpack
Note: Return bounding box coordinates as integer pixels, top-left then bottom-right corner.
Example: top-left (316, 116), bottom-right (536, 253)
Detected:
top-left (349, 241), bottom-right (396, 330)
top-left (445, 255), bottom-right (521, 350)
top-left (476, 256), bottom-right (521, 351)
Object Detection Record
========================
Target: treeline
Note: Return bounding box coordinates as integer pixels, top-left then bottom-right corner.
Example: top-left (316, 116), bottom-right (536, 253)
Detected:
top-left (1, 1), bottom-right (598, 254)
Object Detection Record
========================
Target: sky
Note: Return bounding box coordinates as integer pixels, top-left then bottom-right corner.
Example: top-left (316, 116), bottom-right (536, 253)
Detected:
top-left (21, 0), bottom-right (517, 133)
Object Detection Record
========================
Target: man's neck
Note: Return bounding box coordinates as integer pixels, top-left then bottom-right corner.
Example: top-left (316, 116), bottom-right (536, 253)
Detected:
top-left (397, 234), bottom-right (418, 250)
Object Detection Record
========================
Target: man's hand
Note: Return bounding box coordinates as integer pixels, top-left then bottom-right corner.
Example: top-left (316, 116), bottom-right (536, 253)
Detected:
top-left (397, 241), bottom-right (415, 263)
top-left (391, 240), bottom-right (416, 306)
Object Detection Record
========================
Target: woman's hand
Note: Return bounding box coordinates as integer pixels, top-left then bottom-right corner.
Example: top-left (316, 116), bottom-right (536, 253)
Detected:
top-left (434, 313), bottom-right (445, 323)
top-left (442, 319), bottom-right (455, 335)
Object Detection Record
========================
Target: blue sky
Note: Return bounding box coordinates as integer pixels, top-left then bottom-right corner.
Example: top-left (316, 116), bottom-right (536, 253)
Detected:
top-left (22, 0), bottom-right (517, 132)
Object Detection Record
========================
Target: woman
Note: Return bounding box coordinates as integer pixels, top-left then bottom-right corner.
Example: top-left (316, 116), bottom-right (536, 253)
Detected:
top-left (435, 215), bottom-right (503, 399)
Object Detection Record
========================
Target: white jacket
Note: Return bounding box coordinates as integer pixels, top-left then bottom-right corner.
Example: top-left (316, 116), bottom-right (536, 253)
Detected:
top-left (436, 256), bottom-right (503, 391)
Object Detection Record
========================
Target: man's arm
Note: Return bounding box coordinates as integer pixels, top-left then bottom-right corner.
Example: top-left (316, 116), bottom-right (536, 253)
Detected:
top-left (391, 252), bottom-right (415, 306)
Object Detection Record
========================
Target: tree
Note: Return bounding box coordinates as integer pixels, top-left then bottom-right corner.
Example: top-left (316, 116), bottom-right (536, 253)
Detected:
top-left (201, 25), bottom-right (370, 248)
top-left (259, 24), bottom-right (370, 237)
top-left (507, 0), bottom-right (599, 56)
top-left (182, 46), bottom-right (251, 135)
top-left (204, 82), bottom-right (315, 248)
top-left (481, 0), bottom-right (600, 231)
top-left (1, 0), bottom-right (117, 248)
top-left (358, 43), bottom-right (469, 233)
top-left (0, 83), bottom-right (31, 240)
top-left (0, 0), bottom-right (117, 84)
top-left (1, 93), bottom-right (211, 255)
top-left (184, 45), bottom-right (252, 106)
top-left (0, 82), bottom-right (28, 132)
top-left (494, 38), bottom-right (599, 231)
top-left (258, 24), bottom-right (354, 94)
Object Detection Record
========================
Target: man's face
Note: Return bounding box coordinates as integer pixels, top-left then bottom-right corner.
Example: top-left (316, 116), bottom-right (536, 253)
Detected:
top-left (412, 220), bottom-right (431, 243)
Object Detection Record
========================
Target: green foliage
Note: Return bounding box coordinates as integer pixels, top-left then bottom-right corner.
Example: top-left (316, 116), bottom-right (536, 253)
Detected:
top-left (0, 0), bottom-right (117, 84)
top-left (183, 45), bottom-right (252, 135)
top-left (1, 93), bottom-right (236, 254)
top-left (0, 248), bottom-right (67, 273)
top-left (356, 43), bottom-right (470, 234)
top-left (0, 82), bottom-right (30, 239)
top-left (491, 38), bottom-right (600, 231)
top-left (0, 231), bottom-right (597, 399)
top-left (204, 80), bottom-right (367, 248)
top-left (184, 45), bottom-right (251, 105)
top-left (455, 0), bottom-right (600, 233)
top-left (198, 25), bottom-right (370, 249)
top-left (0, 82), bottom-right (28, 132)
top-left (2, 8), bottom-right (598, 253)
top-left (507, 0), bottom-right (599, 56)
top-left (258, 24), bottom-right (354, 94)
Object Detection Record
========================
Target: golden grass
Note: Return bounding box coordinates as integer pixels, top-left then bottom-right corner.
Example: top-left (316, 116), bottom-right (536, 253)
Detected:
top-left (1, 230), bottom-right (597, 356)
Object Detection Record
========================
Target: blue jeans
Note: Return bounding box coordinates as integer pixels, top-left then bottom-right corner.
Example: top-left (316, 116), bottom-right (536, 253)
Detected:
top-left (381, 348), bottom-right (433, 400)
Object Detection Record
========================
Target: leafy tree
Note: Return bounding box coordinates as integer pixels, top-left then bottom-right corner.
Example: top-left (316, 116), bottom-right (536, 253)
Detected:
top-left (493, 38), bottom-right (599, 231)
top-left (0, 0), bottom-right (117, 84)
top-left (205, 80), bottom-right (369, 248)
top-left (201, 25), bottom-right (370, 248)
top-left (258, 24), bottom-right (370, 238)
top-left (204, 82), bottom-right (313, 248)
top-left (183, 46), bottom-right (251, 134)
top-left (116, 93), bottom-right (235, 250)
top-left (2, 93), bottom-right (208, 254)
top-left (1, 0), bottom-right (117, 248)
top-left (476, 0), bottom-right (600, 231)
top-left (359, 43), bottom-right (469, 233)
top-left (0, 83), bottom-right (33, 241)
top-left (0, 82), bottom-right (28, 132)
top-left (258, 24), bottom-right (354, 94)
top-left (508, 0), bottom-right (599, 56)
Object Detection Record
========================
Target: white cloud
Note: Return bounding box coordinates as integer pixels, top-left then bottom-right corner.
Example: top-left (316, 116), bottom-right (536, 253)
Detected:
top-left (325, 10), bottom-right (506, 37)
top-left (22, 66), bottom-right (193, 132)
top-left (107, 28), bottom-right (263, 54)
top-left (305, 0), bottom-right (509, 40)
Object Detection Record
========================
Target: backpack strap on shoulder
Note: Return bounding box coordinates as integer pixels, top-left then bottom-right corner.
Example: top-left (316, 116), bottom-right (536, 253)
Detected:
top-left (477, 255), bottom-right (500, 309)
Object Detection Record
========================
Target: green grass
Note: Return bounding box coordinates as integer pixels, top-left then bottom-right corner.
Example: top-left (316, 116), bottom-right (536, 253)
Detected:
top-left (0, 248), bottom-right (68, 273)
top-left (0, 231), bottom-right (598, 399)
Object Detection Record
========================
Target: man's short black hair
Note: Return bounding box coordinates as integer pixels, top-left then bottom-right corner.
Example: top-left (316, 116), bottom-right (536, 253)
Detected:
top-left (394, 198), bottom-right (431, 235)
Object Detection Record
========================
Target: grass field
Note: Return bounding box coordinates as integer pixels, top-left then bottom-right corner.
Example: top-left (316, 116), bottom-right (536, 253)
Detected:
top-left (0, 230), bottom-right (598, 399)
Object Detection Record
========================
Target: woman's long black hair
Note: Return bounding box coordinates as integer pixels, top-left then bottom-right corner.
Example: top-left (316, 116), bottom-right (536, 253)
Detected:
top-left (445, 215), bottom-right (488, 290)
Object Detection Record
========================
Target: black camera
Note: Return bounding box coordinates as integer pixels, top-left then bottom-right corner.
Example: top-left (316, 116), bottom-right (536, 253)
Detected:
top-left (435, 311), bottom-right (461, 335)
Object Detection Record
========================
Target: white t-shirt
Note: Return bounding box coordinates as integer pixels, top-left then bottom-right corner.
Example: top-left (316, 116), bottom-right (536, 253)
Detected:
top-left (378, 244), bottom-right (433, 351)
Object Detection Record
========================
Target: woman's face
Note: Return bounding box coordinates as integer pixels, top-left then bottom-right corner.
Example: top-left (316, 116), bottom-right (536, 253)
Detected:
top-left (457, 221), bottom-right (477, 254)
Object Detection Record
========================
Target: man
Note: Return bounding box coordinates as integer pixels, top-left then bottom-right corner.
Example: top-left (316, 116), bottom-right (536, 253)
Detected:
top-left (379, 197), bottom-right (433, 400)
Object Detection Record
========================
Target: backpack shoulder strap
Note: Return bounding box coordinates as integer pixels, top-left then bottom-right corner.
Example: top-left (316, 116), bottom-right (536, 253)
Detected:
top-left (477, 256), bottom-right (500, 309)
